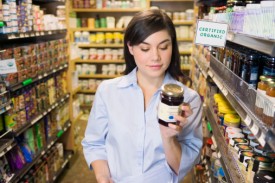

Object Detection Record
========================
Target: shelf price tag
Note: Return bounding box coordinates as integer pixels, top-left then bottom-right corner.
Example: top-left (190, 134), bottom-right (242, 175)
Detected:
top-left (258, 132), bottom-right (266, 147)
top-left (221, 87), bottom-right (228, 97)
top-left (244, 115), bottom-right (252, 126)
top-left (251, 123), bottom-right (260, 136)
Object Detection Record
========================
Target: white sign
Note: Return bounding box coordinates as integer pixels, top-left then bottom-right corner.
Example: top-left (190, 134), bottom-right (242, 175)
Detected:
top-left (0, 58), bottom-right (17, 74)
top-left (195, 20), bottom-right (228, 47)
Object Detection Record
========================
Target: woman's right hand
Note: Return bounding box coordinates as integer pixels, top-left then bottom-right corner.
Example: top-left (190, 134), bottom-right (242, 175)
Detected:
top-left (97, 176), bottom-right (114, 183)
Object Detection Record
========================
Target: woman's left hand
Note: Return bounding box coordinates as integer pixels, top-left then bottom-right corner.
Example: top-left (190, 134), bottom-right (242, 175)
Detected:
top-left (159, 104), bottom-right (193, 138)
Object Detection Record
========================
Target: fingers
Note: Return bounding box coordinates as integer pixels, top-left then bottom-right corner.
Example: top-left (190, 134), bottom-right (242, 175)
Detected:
top-left (168, 123), bottom-right (182, 131)
top-left (181, 104), bottom-right (193, 117)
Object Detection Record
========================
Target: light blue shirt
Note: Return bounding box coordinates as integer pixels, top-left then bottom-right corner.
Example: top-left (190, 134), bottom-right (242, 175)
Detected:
top-left (82, 68), bottom-right (203, 183)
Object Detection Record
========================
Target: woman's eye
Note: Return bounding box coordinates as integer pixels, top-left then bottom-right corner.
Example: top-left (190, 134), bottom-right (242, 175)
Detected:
top-left (141, 48), bottom-right (149, 52)
top-left (159, 47), bottom-right (168, 50)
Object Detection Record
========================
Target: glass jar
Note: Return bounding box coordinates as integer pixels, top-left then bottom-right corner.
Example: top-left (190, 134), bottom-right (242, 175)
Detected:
top-left (224, 113), bottom-right (240, 129)
top-left (247, 155), bottom-right (273, 183)
top-left (239, 151), bottom-right (255, 175)
top-left (218, 105), bottom-right (236, 126)
top-left (158, 83), bottom-right (184, 127)
top-left (262, 81), bottom-right (275, 127)
top-left (242, 127), bottom-right (252, 139)
top-left (254, 145), bottom-right (265, 155)
top-left (255, 76), bottom-right (273, 118)
top-left (263, 56), bottom-right (275, 78)
top-left (250, 138), bottom-right (260, 148)
top-left (241, 54), bottom-right (259, 89)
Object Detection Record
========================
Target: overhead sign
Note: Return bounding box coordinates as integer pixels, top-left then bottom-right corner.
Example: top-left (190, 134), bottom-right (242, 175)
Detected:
top-left (0, 58), bottom-right (17, 74)
top-left (195, 20), bottom-right (228, 47)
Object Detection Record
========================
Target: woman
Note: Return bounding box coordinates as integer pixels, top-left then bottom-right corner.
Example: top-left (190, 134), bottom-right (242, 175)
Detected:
top-left (82, 9), bottom-right (202, 183)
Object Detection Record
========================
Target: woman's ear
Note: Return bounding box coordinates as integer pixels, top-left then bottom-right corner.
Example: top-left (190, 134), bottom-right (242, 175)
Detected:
top-left (127, 42), bottom-right (134, 55)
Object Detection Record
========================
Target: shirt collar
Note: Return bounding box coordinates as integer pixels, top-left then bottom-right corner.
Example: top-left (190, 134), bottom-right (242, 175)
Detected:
top-left (117, 67), bottom-right (178, 88)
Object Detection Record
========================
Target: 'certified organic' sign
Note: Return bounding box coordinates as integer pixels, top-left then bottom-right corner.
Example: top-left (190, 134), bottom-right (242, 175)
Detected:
top-left (195, 20), bottom-right (228, 47)
top-left (0, 58), bottom-right (17, 74)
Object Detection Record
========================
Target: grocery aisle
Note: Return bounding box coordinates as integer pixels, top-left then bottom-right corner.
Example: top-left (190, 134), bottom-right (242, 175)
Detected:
top-left (58, 115), bottom-right (194, 183)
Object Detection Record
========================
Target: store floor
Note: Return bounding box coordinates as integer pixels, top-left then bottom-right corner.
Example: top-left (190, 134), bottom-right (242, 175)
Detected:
top-left (57, 115), bottom-right (194, 183)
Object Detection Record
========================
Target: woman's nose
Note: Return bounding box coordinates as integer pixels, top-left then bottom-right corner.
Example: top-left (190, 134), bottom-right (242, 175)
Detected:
top-left (151, 48), bottom-right (160, 61)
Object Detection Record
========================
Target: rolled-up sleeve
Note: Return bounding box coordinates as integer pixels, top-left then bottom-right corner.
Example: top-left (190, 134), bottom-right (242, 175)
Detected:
top-left (178, 91), bottom-right (203, 181)
top-left (81, 83), bottom-right (109, 168)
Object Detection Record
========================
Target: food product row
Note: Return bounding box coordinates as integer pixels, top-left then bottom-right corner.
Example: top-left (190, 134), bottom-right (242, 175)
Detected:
top-left (0, 72), bottom-right (67, 132)
top-left (0, 0), bottom-right (66, 34)
top-left (0, 39), bottom-right (68, 87)
top-left (76, 63), bottom-right (125, 75)
top-left (79, 48), bottom-right (124, 60)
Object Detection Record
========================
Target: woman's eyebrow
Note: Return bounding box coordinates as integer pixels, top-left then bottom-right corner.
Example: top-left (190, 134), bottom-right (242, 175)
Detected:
top-left (141, 39), bottom-right (171, 45)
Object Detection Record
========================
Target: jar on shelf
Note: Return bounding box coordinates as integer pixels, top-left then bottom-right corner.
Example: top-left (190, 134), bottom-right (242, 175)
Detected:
top-left (217, 105), bottom-right (236, 126)
top-left (254, 145), bottom-right (265, 155)
top-left (227, 131), bottom-right (244, 145)
top-left (223, 113), bottom-right (241, 133)
top-left (225, 126), bottom-right (242, 139)
top-left (247, 155), bottom-right (273, 183)
top-left (241, 53), bottom-right (260, 89)
top-left (239, 151), bottom-right (255, 176)
top-left (254, 170), bottom-right (275, 183)
top-left (263, 56), bottom-right (275, 78)
top-left (250, 138), bottom-right (260, 148)
top-left (255, 76), bottom-right (273, 118)
top-left (262, 80), bottom-right (275, 127)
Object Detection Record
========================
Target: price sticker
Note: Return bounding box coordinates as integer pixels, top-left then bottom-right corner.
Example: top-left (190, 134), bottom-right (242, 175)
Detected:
top-left (7, 145), bottom-right (12, 151)
top-left (251, 123), bottom-right (259, 135)
top-left (0, 152), bottom-right (4, 157)
top-left (43, 112), bottom-right (47, 116)
top-left (206, 165), bottom-right (209, 170)
top-left (41, 151), bottom-right (45, 155)
top-left (258, 132), bottom-right (266, 147)
top-left (244, 115), bottom-right (252, 126)
top-left (221, 87), bottom-right (228, 96)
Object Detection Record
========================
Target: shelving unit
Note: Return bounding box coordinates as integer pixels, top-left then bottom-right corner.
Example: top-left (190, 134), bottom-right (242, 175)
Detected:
top-left (205, 106), bottom-right (245, 183)
top-left (208, 55), bottom-right (275, 151)
top-left (227, 32), bottom-right (275, 57)
top-left (0, 0), bottom-right (74, 181)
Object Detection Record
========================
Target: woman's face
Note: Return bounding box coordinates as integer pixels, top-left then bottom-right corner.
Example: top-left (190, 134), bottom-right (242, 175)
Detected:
top-left (127, 30), bottom-right (172, 80)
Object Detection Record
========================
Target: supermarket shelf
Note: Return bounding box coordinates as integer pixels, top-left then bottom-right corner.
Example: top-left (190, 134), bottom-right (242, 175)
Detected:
top-left (78, 74), bottom-right (121, 79)
top-left (77, 44), bottom-right (123, 48)
top-left (70, 28), bottom-right (124, 32)
top-left (71, 86), bottom-right (81, 96)
top-left (0, 29), bottom-right (66, 42)
top-left (14, 94), bottom-right (70, 136)
top-left (0, 130), bottom-right (15, 158)
top-left (9, 64), bottom-right (68, 92)
top-left (193, 56), bottom-right (209, 78)
top-left (177, 38), bottom-right (193, 42)
top-left (209, 55), bottom-right (275, 151)
top-left (227, 32), bottom-right (275, 57)
top-left (72, 111), bottom-right (83, 124)
top-left (73, 58), bottom-right (125, 64)
top-left (71, 8), bottom-right (142, 12)
top-left (52, 150), bottom-right (74, 183)
top-left (179, 51), bottom-right (192, 55)
top-left (205, 106), bottom-right (245, 183)
top-left (10, 121), bottom-right (71, 182)
top-left (79, 89), bottom-right (97, 94)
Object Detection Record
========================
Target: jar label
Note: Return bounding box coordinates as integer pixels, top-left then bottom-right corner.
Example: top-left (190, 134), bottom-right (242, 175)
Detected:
top-left (255, 89), bottom-right (265, 108)
top-left (158, 102), bottom-right (179, 123)
top-left (263, 96), bottom-right (275, 117)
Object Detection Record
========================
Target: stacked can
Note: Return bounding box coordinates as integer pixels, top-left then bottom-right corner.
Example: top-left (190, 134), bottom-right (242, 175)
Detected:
top-left (1, 0), bottom-right (18, 33)
top-left (32, 5), bottom-right (44, 31)
top-left (17, 0), bottom-right (33, 32)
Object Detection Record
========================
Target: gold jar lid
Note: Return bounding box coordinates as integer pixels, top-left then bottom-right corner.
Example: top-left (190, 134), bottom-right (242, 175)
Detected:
top-left (161, 83), bottom-right (184, 97)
